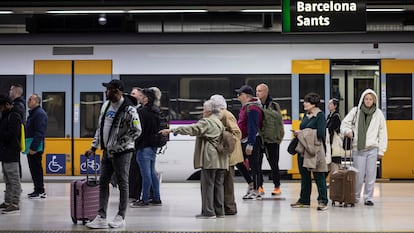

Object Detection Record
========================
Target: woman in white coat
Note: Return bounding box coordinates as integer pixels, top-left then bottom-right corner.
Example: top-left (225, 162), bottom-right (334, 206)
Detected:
top-left (341, 89), bottom-right (388, 206)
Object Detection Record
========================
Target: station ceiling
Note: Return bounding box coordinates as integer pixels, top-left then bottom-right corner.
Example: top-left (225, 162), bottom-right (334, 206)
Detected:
top-left (0, 0), bottom-right (413, 34)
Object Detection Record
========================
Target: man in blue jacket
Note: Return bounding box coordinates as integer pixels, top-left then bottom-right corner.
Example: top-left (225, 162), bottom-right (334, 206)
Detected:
top-left (26, 94), bottom-right (48, 199)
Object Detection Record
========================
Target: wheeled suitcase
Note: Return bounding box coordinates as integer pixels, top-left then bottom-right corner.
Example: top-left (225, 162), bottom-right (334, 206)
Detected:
top-left (329, 138), bottom-right (357, 207)
top-left (70, 156), bottom-right (100, 224)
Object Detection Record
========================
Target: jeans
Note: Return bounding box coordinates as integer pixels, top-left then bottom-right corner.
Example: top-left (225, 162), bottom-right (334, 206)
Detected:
top-left (137, 147), bottom-right (160, 203)
top-left (27, 151), bottom-right (45, 193)
top-left (2, 162), bottom-right (21, 205)
top-left (98, 150), bottom-right (132, 219)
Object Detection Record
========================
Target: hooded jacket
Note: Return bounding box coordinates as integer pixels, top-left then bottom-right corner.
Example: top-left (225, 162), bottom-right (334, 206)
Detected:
top-left (91, 95), bottom-right (142, 156)
top-left (237, 97), bottom-right (263, 145)
top-left (341, 89), bottom-right (388, 156)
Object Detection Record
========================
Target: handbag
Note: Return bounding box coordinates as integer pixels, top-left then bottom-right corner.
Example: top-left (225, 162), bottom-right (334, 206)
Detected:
top-left (332, 131), bottom-right (346, 157)
top-left (287, 137), bottom-right (299, 155)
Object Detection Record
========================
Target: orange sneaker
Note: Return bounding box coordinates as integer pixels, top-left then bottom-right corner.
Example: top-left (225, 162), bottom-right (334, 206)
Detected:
top-left (258, 186), bottom-right (265, 195)
top-left (271, 187), bottom-right (281, 195)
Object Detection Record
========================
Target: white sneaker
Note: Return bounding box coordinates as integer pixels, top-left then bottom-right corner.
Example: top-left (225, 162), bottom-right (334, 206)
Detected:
top-left (108, 214), bottom-right (125, 228)
top-left (86, 215), bottom-right (109, 229)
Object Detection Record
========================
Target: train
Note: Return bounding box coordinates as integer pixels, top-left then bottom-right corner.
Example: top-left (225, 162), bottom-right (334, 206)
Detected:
top-left (1, 36), bottom-right (414, 181)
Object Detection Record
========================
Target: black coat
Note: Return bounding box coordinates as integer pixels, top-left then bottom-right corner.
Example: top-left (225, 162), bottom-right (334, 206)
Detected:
top-left (0, 109), bottom-right (22, 162)
top-left (135, 104), bottom-right (160, 149)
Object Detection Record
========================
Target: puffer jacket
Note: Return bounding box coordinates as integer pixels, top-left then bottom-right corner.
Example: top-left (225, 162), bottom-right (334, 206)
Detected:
top-left (91, 96), bottom-right (142, 156)
top-left (172, 115), bottom-right (228, 170)
top-left (341, 89), bottom-right (388, 156)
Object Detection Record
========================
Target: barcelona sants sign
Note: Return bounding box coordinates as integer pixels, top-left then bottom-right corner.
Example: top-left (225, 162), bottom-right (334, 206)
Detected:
top-left (282, 0), bottom-right (366, 33)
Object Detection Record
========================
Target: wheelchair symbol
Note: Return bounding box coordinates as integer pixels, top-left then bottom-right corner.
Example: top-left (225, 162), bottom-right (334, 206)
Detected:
top-left (80, 159), bottom-right (100, 172)
top-left (48, 155), bottom-right (64, 173)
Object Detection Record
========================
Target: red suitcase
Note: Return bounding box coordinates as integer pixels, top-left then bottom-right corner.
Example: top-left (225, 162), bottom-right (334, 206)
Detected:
top-left (329, 138), bottom-right (356, 207)
top-left (70, 157), bottom-right (100, 224)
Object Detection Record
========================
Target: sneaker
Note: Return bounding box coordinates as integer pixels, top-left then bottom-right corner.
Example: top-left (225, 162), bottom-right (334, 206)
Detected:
top-left (151, 199), bottom-right (162, 206)
top-left (130, 200), bottom-right (150, 208)
top-left (108, 215), bottom-right (125, 228)
top-left (0, 202), bottom-right (10, 209)
top-left (317, 202), bottom-right (328, 211)
top-left (27, 191), bottom-right (36, 197)
top-left (364, 200), bottom-right (374, 206)
top-left (28, 192), bottom-right (47, 199)
top-left (258, 186), bottom-right (265, 195)
top-left (2, 204), bottom-right (20, 214)
top-left (271, 187), bottom-right (281, 195)
top-left (242, 189), bottom-right (254, 200)
top-left (195, 214), bottom-right (216, 219)
top-left (290, 202), bottom-right (310, 208)
top-left (243, 190), bottom-right (262, 200)
top-left (86, 215), bottom-right (109, 229)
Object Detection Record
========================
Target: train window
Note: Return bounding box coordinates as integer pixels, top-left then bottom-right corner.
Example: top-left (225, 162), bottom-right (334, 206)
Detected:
top-left (80, 92), bottom-right (103, 138)
top-left (386, 74), bottom-right (412, 120)
top-left (299, 74), bottom-right (325, 118)
top-left (42, 92), bottom-right (65, 137)
top-left (0, 75), bottom-right (26, 97)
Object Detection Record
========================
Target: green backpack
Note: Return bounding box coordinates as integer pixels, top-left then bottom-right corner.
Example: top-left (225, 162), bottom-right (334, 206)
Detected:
top-left (259, 101), bottom-right (285, 144)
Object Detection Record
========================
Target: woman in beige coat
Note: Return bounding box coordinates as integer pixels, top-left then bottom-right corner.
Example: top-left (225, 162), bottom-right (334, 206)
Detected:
top-left (160, 100), bottom-right (228, 219)
top-left (210, 94), bottom-right (243, 215)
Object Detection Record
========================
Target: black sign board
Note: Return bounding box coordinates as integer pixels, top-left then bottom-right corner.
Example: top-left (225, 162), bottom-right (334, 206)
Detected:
top-left (282, 0), bottom-right (366, 33)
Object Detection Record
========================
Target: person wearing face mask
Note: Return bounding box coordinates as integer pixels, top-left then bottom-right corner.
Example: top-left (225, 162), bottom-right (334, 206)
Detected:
top-left (341, 89), bottom-right (388, 206)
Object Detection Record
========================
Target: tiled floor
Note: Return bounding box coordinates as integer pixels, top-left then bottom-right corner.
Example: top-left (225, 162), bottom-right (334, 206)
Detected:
top-left (0, 180), bottom-right (414, 232)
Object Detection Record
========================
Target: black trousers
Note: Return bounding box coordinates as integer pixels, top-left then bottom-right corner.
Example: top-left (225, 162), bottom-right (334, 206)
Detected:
top-left (260, 142), bottom-right (281, 188)
top-left (27, 151), bottom-right (45, 193)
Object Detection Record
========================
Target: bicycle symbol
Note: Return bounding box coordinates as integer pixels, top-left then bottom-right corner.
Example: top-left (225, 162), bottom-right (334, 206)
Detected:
top-left (80, 159), bottom-right (100, 172)
top-left (48, 155), bottom-right (64, 173)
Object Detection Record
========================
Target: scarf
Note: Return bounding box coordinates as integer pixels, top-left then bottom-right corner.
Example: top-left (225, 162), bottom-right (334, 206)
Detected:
top-left (357, 104), bottom-right (376, 150)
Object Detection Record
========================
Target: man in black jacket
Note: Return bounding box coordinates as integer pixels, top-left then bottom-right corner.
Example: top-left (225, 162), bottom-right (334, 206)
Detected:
top-left (0, 94), bottom-right (22, 214)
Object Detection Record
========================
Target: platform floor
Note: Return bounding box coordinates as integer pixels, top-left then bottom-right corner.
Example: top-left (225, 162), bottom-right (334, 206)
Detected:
top-left (0, 180), bottom-right (413, 232)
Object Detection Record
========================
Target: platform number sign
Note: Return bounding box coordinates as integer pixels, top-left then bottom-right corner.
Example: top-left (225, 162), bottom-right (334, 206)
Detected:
top-left (80, 155), bottom-right (101, 174)
top-left (46, 154), bottom-right (66, 174)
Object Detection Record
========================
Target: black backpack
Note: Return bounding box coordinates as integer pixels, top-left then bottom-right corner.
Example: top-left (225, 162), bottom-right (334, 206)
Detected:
top-left (150, 110), bottom-right (169, 151)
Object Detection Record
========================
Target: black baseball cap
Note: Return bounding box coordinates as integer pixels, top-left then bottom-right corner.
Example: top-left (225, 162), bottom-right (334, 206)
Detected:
top-left (235, 85), bottom-right (254, 96)
top-left (102, 79), bottom-right (124, 92)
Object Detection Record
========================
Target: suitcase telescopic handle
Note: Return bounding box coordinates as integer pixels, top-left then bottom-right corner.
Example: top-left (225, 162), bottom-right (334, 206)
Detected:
top-left (343, 137), bottom-right (353, 168)
top-left (86, 153), bottom-right (99, 184)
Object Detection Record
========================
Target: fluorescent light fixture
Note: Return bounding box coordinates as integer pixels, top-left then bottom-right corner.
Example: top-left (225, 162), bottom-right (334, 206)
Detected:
top-left (366, 8), bottom-right (405, 12)
top-left (47, 10), bottom-right (126, 14)
top-left (241, 9), bottom-right (281, 13)
top-left (0, 11), bottom-right (13, 14)
top-left (128, 9), bottom-right (207, 13)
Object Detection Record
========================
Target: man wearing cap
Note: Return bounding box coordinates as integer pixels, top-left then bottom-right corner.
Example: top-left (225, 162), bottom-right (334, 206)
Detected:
top-left (85, 79), bottom-right (141, 229)
top-left (235, 85), bottom-right (263, 200)
top-left (0, 94), bottom-right (22, 214)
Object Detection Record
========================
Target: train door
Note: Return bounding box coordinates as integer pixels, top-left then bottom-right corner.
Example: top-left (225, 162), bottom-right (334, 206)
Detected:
top-left (330, 60), bottom-right (380, 117)
top-left (331, 59), bottom-right (382, 177)
top-left (33, 60), bottom-right (112, 176)
top-left (289, 59), bottom-right (330, 178)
